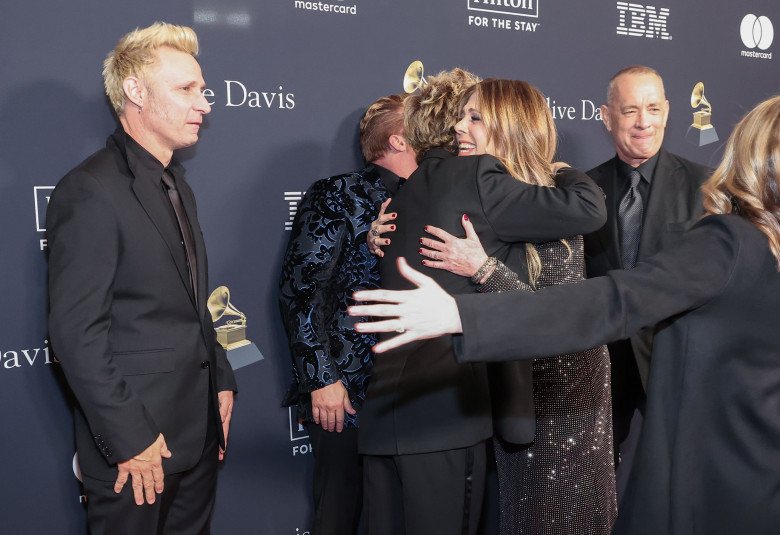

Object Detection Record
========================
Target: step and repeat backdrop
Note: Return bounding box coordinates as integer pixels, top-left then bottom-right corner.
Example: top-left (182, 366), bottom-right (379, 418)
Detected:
top-left (1, 0), bottom-right (778, 533)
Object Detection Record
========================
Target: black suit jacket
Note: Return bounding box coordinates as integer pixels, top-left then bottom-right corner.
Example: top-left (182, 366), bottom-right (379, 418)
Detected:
top-left (47, 129), bottom-right (237, 481)
top-left (455, 215), bottom-right (780, 535)
top-left (585, 148), bottom-right (711, 386)
top-left (359, 149), bottom-right (606, 454)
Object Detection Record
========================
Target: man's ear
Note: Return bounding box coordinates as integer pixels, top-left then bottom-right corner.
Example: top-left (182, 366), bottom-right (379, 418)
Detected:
top-left (388, 134), bottom-right (406, 153)
top-left (123, 77), bottom-right (144, 109)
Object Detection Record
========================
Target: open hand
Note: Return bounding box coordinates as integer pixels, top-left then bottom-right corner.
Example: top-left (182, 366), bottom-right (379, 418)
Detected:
top-left (349, 257), bottom-right (462, 352)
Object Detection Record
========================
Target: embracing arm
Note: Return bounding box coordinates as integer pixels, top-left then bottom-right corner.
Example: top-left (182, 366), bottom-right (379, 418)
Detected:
top-left (367, 198), bottom-right (396, 257)
top-left (419, 214), bottom-right (531, 291)
top-left (479, 161), bottom-right (606, 242)
top-left (475, 261), bottom-right (531, 293)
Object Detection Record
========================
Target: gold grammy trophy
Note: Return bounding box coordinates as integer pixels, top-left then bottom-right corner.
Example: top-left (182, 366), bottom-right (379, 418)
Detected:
top-left (403, 60), bottom-right (428, 93)
top-left (207, 286), bottom-right (251, 350)
top-left (685, 82), bottom-right (719, 147)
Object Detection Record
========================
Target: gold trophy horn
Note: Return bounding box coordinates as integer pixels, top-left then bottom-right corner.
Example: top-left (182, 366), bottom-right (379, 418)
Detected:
top-left (686, 81), bottom-right (718, 147)
top-left (207, 286), bottom-right (250, 349)
top-left (691, 82), bottom-right (712, 115)
top-left (403, 60), bottom-right (428, 93)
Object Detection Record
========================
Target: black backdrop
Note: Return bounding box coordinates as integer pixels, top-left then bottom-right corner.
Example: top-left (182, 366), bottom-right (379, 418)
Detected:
top-left (1, 1), bottom-right (778, 533)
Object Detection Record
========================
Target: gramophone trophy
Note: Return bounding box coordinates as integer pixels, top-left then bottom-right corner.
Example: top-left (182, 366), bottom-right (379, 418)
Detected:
top-left (207, 286), bottom-right (251, 350)
top-left (685, 82), bottom-right (719, 147)
top-left (403, 60), bottom-right (428, 93)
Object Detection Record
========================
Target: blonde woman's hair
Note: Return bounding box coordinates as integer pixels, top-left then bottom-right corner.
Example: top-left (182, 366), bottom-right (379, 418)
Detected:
top-left (404, 68), bottom-right (481, 159)
top-left (472, 79), bottom-right (560, 284)
top-left (103, 22), bottom-right (200, 115)
top-left (702, 94), bottom-right (780, 270)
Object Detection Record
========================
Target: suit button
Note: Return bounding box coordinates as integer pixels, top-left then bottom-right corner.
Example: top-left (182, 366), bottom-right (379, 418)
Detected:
top-left (201, 361), bottom-right (209, 369)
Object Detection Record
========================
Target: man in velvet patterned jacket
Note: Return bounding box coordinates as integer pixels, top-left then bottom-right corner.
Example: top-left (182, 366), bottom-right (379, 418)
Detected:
top-left (279, 94), bottom-right (417, 535)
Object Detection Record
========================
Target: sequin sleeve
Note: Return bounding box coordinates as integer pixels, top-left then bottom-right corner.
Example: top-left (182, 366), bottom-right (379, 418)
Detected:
top-left (477, 261), bottom-right (533, 293)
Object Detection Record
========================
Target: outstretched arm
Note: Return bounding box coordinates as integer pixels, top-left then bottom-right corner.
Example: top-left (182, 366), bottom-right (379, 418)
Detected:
top-left (479, 163), bottom-right (607, 242)
top-left (351, 217), bottom-right (737, 361)
top-left (350, 258), bottom-right (463, 353)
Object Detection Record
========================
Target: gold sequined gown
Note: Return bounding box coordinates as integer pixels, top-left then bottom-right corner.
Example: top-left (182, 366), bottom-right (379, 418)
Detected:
top-left (480, 236), bottom-right (617, 535)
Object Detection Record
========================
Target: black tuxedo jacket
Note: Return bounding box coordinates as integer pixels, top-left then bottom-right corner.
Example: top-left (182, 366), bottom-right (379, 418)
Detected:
top-left (584, 148), bottom-right (711, 386)
top-left (47, 129), bottom-right (237, 481)
top-left (455, 215), bottom-right (780, 535)
top-left (359, 149), bottom-right (606, 454)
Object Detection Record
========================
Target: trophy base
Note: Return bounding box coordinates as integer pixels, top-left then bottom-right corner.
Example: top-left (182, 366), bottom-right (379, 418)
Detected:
top-left (686, 125), bottom-right (719, 147)
top-left (216, 325), bottom-right (248, 349)
top-left (225, 341), bottom-right (264, 370)
top-left (224, 339), bottom-right (251, 350)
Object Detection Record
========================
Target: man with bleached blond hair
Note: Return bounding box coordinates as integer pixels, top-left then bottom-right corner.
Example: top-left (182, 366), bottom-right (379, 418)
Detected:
top-left (47, 22), bottom-right (236, 534)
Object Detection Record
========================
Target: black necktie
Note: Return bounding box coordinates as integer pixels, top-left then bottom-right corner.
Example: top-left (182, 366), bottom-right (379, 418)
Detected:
top-left (162, 170), bottom-right (198, 304)
top-left (618, 169), bottom-right (643, 270)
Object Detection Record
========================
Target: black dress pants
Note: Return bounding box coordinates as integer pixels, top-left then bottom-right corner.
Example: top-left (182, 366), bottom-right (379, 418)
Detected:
top-left (305, 423), bottom-right (363, 535)
top-left (363, 441), bottom-right (487, 535)
top-left (82, 401), bottom-right (219, 535)
top-left (609, 339), bottom-right (646, 467)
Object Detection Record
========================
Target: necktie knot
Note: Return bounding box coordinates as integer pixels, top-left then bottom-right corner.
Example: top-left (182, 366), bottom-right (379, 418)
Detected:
top-left (629, 169), bottom-right (642, 189)
top-left (162, 170), bottom-right (176, 190)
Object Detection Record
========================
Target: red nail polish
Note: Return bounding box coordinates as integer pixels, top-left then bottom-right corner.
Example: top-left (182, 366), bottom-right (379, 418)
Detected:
top-left (391, 213), bottom-right (397, 219)
top-left (463, 214), bottom-right (469, 221)
top-left (424, 226), bottom-right (429, 231)
top-left (385, 239), bottom-right (390, 245)
top-left (390, 225), bottom-right (395, 231)
top-left (419, 238), bottom-right (423, 244)
top-left (418, 248), bottom-right (423, 253)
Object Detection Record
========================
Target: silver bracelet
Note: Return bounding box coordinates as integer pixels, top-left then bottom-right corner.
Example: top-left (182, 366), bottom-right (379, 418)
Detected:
top-left (471, 257), bottom-right (498, 284)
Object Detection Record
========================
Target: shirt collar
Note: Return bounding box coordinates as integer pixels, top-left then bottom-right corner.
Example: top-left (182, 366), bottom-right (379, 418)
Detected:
top-left (372, 163), bottom-right (404, 195)
top-left (112, 128), bottom-right (185, 184)
top-left (615, 150), bottom-right (660, 184)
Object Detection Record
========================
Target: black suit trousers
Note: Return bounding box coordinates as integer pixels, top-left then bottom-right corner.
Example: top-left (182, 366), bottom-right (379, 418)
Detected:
top-left (363, 442), bottom-right (487, 535)
top-left (81, 398), bottom-right (219, 535)
top-left (305, 423), bottom-right (363, 535)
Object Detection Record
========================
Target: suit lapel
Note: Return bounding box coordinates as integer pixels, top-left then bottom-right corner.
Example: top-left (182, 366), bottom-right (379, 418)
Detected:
top-left (639, 149), bottom-right (678, 259)
top-left (596, 160), bottom-right (623, 269)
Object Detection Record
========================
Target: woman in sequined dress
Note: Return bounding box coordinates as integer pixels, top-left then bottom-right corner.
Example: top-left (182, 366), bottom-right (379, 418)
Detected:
top-left (417, 80), bottom-right (617, 534)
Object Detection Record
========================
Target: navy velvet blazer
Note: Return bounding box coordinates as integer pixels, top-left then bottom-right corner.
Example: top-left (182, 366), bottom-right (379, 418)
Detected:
top-left (279, 164), bottom-right (398, 427)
